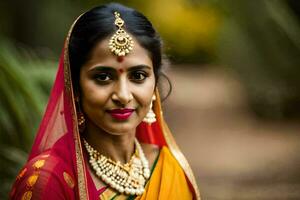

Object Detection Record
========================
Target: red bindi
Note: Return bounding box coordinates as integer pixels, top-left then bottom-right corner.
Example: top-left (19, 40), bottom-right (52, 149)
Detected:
top-left (118, 68), bottom-right (124, 74)
top-left (117, 56), bottom-right (124, 63)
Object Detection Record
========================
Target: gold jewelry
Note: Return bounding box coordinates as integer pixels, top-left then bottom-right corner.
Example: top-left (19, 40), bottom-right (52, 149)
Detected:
top-left (142, 95), bottom-right (156, 124)
top-left (109, 12), bottom-right (134, 57)
top-left (78, 112), bottom-right (85, 126)
top-left (83, 139), bottom-right (150, 196)
top-left (77, 112), bottom-right (85, 133)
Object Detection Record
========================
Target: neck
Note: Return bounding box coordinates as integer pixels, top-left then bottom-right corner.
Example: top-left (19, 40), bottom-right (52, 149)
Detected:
top-left (83, 120), bottom-right (136, 164)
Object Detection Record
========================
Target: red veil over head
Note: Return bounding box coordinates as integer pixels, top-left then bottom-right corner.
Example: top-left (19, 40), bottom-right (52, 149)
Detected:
top-left (25, 14), bottom-right (200, 200)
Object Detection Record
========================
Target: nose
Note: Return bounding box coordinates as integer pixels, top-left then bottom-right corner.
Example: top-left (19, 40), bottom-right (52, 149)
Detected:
top-left (111, 77), bottom-right (133, 106)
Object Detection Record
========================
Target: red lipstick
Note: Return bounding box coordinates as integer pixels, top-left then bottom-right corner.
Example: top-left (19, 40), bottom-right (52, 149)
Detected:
top-left (107, 108), bottom-right (134, 120)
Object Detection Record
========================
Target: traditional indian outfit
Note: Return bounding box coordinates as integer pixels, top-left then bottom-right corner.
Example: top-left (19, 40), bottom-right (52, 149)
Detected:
top-left (10, 14), bottom-right (201, 200)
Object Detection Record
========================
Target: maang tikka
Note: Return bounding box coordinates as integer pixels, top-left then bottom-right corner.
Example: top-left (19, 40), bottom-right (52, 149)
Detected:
top-left (109, 12), bottom-right (134, 56)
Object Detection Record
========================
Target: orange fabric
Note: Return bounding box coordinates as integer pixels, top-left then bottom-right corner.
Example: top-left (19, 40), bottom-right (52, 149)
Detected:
top-left (138, 147), bottom-right (193, 200)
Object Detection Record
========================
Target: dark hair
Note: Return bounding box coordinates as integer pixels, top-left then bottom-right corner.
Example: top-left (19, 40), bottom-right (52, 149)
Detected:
top-left (69, 3), bottom-right (171, 100)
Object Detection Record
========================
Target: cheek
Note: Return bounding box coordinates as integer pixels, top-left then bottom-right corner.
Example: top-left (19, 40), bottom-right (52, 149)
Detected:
top-left (80, 80), bottom-right (110, 112)
top-left (134, 77), bottom-right (156, 109)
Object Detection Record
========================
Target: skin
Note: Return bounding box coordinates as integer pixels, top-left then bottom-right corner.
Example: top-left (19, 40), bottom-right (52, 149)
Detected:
top-left (117, 56), bottom-right (124, 63)
top-left (79, 36), bottom-right (159, 189)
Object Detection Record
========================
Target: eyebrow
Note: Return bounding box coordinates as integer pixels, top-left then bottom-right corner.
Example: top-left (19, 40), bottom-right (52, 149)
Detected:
top-left (127, 65), bottom-right (152, 71)
top-left (88, 66), bottom-right (114, 72)
top-left (88, 65), bottom-right (152, 72)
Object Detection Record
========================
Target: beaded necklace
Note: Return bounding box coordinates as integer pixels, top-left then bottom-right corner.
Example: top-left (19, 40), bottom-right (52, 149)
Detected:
top-left (83, 139), bottom-right (150, 196)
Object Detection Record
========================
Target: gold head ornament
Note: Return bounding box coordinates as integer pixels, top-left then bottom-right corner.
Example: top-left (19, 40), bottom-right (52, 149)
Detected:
top-left (109, 12), bottom-right (134, 57)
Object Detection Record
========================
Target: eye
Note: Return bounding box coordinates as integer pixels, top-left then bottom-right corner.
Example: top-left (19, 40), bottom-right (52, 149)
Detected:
top-left (94, 73), bottom-right (112, 82)
top-left (129, 71), bottom-right (148, 82)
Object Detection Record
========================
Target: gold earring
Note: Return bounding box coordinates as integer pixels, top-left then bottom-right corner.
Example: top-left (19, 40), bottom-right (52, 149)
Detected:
top-left (78, 112), bottom-right (86, 133)
top-left (143, 95), bottom-right (156, 124)
top-left (78, 112), bottom-right (85, 126)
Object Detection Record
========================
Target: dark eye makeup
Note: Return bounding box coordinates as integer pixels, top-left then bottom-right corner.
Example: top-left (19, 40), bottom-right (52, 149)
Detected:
top-left (94, 73), bottom-right (113, 82)
top-left (89, 65), bottom-right (151, 84)
top-left (129, 70), bottom-right (149, 82)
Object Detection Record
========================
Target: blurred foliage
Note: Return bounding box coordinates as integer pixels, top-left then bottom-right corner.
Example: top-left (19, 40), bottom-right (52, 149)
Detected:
top-left (0, 39), bottom-right (56, 198)
top-left (217, 0), bottom-right (300, 119)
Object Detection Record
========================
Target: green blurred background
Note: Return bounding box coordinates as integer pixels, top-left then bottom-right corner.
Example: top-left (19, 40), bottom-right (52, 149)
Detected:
top-left (1, 0), bottom-right (300, 199)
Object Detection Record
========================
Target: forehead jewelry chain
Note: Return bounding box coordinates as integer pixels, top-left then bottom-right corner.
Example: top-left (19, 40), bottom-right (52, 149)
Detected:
top-left (83, 138), bottom-right (150, 196)
top-left (109, 11), bottom-right (134, 57)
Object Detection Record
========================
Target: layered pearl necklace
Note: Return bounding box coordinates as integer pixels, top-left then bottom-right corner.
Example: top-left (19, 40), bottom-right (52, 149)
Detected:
top-left (83, 139), bottom-right (150, 196)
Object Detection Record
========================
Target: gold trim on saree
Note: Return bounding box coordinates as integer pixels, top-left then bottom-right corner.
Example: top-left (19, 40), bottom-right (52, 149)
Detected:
top-left (64, 13), bottom-right (90, 200)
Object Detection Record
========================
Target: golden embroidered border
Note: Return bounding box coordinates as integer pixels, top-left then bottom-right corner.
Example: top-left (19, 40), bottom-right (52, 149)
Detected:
top-left (63, 14), bottom-right (90, 200)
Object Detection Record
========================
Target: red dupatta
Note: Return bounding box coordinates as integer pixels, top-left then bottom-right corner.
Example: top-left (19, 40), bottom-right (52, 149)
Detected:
top-left (13, 14), bottom-right (201, 200)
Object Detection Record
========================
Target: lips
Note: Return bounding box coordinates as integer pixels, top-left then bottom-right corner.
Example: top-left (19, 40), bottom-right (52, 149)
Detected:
top-left (107, 108), bottom-right (135, 120)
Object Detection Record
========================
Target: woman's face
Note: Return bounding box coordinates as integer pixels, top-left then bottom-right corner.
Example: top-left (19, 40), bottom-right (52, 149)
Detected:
top-left (79, 36), bottom-right (155, 135)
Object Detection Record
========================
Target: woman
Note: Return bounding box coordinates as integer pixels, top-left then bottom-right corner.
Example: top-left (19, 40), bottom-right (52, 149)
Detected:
top-left (10, 3), bottom-right (200, 200)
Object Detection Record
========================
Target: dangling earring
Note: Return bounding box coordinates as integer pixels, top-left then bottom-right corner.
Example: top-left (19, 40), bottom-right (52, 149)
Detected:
top-left (143, 95), bottom-right (156, 124)
top-left (78, 112), bottom-right (85, 132)
top-left (75, 97), bottom-right (86, 132)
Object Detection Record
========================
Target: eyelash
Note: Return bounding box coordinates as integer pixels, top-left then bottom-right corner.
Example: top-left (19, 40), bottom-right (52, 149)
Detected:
top-left (94, 73), bottom-right (112, 83)
top-left (94, 71), bottom-right (149, 84)
top-left (129, 71), bottom-right (148, 82)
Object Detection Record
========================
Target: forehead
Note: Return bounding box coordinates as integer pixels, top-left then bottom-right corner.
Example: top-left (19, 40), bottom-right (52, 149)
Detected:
top-left (83, 36), bottom-right (153, 70)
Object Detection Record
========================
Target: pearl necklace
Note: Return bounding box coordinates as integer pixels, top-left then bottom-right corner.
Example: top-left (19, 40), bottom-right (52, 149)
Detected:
top-left (83, 139), bottom-right (150, 196)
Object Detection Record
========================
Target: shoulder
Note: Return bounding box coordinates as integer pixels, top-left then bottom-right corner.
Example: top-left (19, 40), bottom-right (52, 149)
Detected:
top-left (10, 152), bottom-right (75, 200)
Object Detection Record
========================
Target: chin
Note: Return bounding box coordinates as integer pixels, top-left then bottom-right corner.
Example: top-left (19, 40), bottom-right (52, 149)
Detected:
top-left (100, 121), bottom-right (139, 136)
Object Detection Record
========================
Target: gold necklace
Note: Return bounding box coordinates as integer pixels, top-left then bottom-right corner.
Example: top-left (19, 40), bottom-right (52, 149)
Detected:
top-left (83, 139), bottom-right (150, 196)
